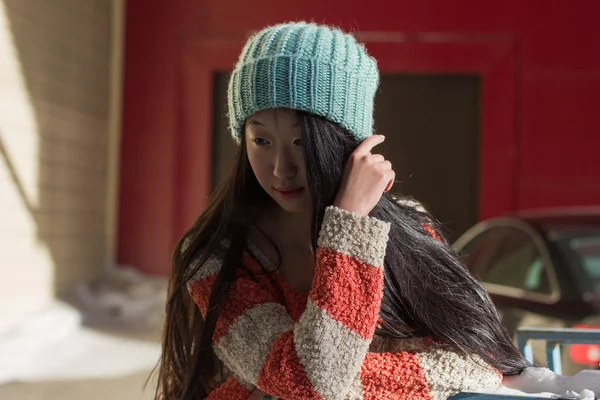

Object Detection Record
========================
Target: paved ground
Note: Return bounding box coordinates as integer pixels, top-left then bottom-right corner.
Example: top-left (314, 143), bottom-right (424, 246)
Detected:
top-left (0, 298), bottom-right (162, 400)
top-left (0, 371), bottom-right (155, 400)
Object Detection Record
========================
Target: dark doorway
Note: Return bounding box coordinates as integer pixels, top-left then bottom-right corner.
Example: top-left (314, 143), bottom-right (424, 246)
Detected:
top-left (212, 73), bottom-right (237, 188)
top-left (211, 73), bottom-right (480, 241)
top-left (375, 74), bottom-right (480, 241)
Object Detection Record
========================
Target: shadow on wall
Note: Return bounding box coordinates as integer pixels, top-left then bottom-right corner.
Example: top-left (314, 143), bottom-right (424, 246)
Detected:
top-left (1, 0), bottom-right (111, 298)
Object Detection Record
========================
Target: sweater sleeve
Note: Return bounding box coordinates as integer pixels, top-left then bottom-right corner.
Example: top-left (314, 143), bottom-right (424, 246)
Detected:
top-left (359, 337), bottom-right (503, 400)
top-left (205, 376), bottom-right (253, 400)
top-left (188, 206), bottom-right (390, 400)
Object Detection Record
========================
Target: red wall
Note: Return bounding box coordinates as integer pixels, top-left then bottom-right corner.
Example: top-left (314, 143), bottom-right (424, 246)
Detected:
top-left (119, 0), bottom-right (600, 275)
top-left (118, 1), bottom-right (203, 274)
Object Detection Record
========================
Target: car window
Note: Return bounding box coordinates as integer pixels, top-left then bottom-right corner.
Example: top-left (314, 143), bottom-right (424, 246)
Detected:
top-left (459, 228), bottom-right (502, 276)
top-left (481, 227), bottom-right (552, 295)
top-left (567, 235), bottom-right (600, 294)
top-left (546, 227), bottom-right (600, 295)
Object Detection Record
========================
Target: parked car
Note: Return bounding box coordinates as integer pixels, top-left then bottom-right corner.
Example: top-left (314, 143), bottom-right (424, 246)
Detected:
top-left (453, 208), bottom-right (600, 374)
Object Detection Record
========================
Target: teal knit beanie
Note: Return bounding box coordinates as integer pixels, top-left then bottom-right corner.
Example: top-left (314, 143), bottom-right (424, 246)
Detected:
top-left (227, 21), bottom-right (379, 143)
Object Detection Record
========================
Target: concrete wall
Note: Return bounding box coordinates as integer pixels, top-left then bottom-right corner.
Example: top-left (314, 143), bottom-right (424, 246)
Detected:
top-left (0, 0), bottom-right (113, 332)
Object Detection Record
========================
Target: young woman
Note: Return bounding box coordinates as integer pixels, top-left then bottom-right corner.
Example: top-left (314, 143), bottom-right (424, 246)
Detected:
top-left (155, 21), bottom-right (531, 400)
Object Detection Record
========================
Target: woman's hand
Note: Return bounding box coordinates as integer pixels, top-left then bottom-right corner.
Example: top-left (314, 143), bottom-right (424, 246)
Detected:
top-left (333, 135), bottom-right (395, 216)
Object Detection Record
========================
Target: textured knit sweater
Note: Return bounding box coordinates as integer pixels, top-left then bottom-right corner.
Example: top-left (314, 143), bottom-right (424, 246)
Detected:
top-left (187, 206), bottom-right (502, 400)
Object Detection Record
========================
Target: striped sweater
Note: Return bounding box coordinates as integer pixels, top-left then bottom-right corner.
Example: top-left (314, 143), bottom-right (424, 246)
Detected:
top-left (187, 206), bottom-right (502, 400)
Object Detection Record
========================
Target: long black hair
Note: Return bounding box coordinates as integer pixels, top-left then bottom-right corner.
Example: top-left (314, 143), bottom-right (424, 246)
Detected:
top-left (301, 113), bottom-right (530, 367)
top-left (155, 111), bottom-right (530, 400)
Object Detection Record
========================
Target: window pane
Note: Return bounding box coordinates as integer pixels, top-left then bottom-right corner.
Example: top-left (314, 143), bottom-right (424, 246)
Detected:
top-left (566, 234), bottom-right (600, 294)
top-left (546, 227), bottom-right (600, 294)
top-left (482, 228), bottom-right (551, 294)
top-left (460, 229), bottom-right (501, 277)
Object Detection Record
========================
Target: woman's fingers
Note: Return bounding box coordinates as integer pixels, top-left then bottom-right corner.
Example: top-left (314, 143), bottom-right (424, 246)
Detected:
top-left (368, 154), bottom-right (386, 163)
top-left (384, 170), bottom-right (396, 192)
top-left (333, 135), bottom-right (396, 216)
top-left (353, 135), bottom-right (386, 157)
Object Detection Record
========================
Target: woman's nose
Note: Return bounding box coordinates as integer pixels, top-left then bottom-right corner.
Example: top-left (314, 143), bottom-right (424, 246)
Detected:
top-left (273, 150), bottom-right (297, 179)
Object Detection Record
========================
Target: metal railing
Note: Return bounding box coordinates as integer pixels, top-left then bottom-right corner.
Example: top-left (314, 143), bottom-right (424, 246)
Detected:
top-left (451, 394), bottom-right (552, 399)
top-left (517, 327), bottom-right (600, 375)
top-left (450, 327), bottom-right (600, 400)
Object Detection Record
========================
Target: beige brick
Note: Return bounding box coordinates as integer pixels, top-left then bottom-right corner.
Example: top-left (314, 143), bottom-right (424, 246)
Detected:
top-left (0, 0), bottom-right (112, 331)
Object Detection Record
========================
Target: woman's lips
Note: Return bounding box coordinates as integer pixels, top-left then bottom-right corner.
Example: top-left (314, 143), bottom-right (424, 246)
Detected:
top-left (275, 187), bottom-right (304, 199)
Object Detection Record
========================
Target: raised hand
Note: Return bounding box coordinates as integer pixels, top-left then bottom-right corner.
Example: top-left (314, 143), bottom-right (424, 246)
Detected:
top-left (333, 135), bottom-right (395, 216)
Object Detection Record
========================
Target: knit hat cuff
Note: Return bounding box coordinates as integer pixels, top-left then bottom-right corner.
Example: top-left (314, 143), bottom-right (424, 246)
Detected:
top-left (228, 55), bottom-right (379, 143)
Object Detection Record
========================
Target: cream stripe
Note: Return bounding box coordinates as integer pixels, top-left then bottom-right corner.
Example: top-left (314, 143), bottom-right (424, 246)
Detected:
top-left (187, 254), bottom-right (223, 284)
top-left (418, 347), bottom-right (502, 400)
top-left (214, 302), bottom-right (294, 385)
top-left (183, 238), bottom-right (230, 284)
top-left (344, 371), bottom-right (365, 400)
top-left (236, 377), bottom-right (254, 391)
top-left (295, 300), bottom-right (370, 400)
top-left (317, 206), bottom-right (390, 268)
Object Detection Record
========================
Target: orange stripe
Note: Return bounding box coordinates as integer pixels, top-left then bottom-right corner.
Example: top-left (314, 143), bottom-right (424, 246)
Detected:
top-left (423, 224), bottom-right (442, 243)
top-left (258, 331), bottom-right (323, 400)
top-left (361, 352), bottom-right (433, 400)
top-left (217, 276), bottom-right (278, 342)
top-left (206, 376), bottom-right (251, 400)
top-left (189, 274), bottom-right (218, 318)
top-left (310, 247), bottom-right (383, 338)
top-left (188, 261), bottom-right (280, 342)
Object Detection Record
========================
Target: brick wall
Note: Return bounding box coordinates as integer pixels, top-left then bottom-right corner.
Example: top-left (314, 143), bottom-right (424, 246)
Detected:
top-left (0, 0), bottom-right (112, 332)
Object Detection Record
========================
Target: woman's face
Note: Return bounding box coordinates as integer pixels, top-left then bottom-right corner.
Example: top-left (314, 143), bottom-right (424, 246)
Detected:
top-left (244, 108), bottom-right (311, 215)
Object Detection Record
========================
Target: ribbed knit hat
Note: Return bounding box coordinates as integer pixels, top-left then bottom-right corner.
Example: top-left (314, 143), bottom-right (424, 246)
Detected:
top-left (227, 22), bottom-right (379, 143)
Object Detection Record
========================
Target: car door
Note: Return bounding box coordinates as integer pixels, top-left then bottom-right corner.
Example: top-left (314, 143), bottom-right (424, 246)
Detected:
top-left (458, 221), bottom-right (588, 372)
top-left (476, 224), bottom-right (561, 332)
top-left (473, 223), bottom-right (585, 370)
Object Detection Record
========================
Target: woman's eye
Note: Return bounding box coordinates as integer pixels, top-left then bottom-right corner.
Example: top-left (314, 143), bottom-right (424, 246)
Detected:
top-left (251, 138), bottom-right (270, 146)
top-left (293, 138), bottom-right (302, 146)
